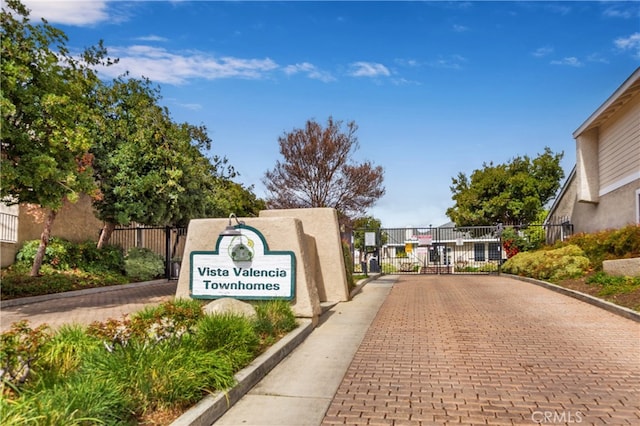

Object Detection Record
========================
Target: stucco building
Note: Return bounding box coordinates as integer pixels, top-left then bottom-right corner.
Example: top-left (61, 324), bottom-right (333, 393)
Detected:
top-left (547, 67), bottom-right (640, 234)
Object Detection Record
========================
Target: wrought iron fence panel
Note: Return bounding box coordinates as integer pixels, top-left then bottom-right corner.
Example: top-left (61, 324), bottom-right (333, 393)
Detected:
top-left (351, 222), bottom-right (573, 276)
top-left (110, 226), bottom-right (187, 279)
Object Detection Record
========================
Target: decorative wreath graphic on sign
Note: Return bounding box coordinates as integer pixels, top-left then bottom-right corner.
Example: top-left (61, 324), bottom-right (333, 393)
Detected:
top-left (227, 235), bottom-right (255, 262)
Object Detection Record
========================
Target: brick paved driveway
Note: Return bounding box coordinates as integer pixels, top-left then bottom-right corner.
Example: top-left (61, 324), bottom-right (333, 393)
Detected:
top-left (0, 281), bottom-right (176, 332)
top-left (322, 275), bottom-right (640, 426)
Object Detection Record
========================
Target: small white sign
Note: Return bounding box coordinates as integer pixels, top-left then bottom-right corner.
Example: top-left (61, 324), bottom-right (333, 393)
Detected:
top-left (190, 225), bottom-right (295, 300)
top-left (365, 232), bottom-right (377, 247)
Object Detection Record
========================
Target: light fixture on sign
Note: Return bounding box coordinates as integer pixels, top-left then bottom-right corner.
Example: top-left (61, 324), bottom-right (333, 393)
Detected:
top-left (219, 213), bottom-right (244, 237)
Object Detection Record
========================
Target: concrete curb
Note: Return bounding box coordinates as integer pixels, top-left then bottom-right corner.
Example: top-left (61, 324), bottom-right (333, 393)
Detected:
top-left (0, 279), bottom-right (171, 308)
top-left (172, 276), bottom-right (385, 426)
top-left (506, 274), bottom-right (640, 323)
top-left (350, 273), bottom-right (381, 299)
top-left (171, 318), bottom-right (315, 426)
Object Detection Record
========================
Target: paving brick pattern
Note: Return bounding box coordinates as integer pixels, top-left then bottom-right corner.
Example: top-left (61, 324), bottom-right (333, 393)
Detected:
top-left (322, 275), bottom-right (640, 426)
top-left (0, 281), bottom-right (176, 332)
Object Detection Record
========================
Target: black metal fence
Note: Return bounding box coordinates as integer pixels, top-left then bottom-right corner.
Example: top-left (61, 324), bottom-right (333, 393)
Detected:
top-left (351, 222), bottom-right (574, 275)
top-left (110, 226), bottom-right (188, 279)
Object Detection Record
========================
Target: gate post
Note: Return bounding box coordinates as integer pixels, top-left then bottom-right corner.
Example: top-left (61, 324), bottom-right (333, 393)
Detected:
top-left (165, 226), bottom-right (171, 279)
top-left (496, 223), bottom-right (504, 275)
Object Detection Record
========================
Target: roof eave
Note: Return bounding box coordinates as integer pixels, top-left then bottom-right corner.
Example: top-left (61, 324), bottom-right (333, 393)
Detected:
top-left (572, 67), bottom-right (640, 138)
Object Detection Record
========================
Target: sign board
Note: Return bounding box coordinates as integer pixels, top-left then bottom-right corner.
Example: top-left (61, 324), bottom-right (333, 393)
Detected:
top-left (364, 232), bottom-right (377, 247)
top-left (418, 235), bottom-right (433, 246)
top-left (190, 225), bottom-right (295, 300)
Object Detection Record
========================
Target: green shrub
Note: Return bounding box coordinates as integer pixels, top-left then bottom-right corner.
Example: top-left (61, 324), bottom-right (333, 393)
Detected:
top-left (12, 238), bottom-right (125, 277)
top-left (124, 247), bottom-right (165, 281)
top-left (586, 271), bottom-right (640, 296)
top-left (1, 298), bottom-right (298, 423)
top-left (0, 321), bottom-right (51, 388)
top-left (253, 299), bottom-right (298, 344)
top-left (381, 262), bottom-right (398, 273)
top-left (83, 338), bottom-right (235, 418)
top-left (16, 238), bottom-right (77, 271)
top-left (502, 244), bottom-right (590, 282)
top-left (37, 324), bottom-right (102, 378)
top-left (565, 225), bottom-right (640, 270)
top-left (194, 314), bottom-right (259, 369)
top-left (75, 241), bottom-right (125, 274)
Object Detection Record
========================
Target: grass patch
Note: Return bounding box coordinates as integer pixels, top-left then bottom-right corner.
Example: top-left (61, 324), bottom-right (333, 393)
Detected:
top-left (586, 271), bottom-right (640, 297)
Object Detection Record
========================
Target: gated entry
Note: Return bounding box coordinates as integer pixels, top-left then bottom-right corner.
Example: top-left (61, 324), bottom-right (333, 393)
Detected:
top-left (356, 225), bottom-right (503, 275)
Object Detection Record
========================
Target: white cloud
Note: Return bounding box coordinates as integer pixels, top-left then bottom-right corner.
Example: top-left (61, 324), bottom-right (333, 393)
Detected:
top-left (135, 35), bottom-right (169, 42)
top-left (603, 6), bottom-right (639, 19)
top-left (96, 45), bottom-right (279, 85)
top-left (550, 57), bottom-right (583, 67)
top-left (452, 24), bottom-right (469, 32)
top-left (283, 62), bottom-right (336, 82)
top-left (348, 62), bottom-right (391, 78)
top-left (532, 46), bottom-right (553, 58)
top-left (22, 0), bottom-right (110, 26)
top-left (586, 53), bottom-right (609, 64)
top-left (614, 32), bottom-right (640, 59)
top-left (426, 54), bottom-right (467, 70)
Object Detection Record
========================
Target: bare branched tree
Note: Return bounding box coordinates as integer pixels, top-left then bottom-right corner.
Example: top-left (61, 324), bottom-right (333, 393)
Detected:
top-left (263, 117), bottom-right (385, 222)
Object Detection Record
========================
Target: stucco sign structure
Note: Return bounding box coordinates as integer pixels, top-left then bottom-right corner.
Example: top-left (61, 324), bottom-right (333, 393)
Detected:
top-left (190, 225), bottom-right (295, 300)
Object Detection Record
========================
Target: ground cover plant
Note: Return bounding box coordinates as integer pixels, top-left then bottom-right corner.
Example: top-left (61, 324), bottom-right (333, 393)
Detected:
top-left (502, 224), bottom-right (640, 311)
top-left (1, 239), bottom-right (163, 300)
top-left (0, 299), bottom-right (297, 425)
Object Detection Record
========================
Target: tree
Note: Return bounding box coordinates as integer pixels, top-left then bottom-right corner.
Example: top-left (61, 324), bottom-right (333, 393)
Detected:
top-left (446, 147), bottom-right (564, 226)
top-left (91, 77), bottom-right (247, 247)
top-left (263, 117), bottom-right (385, 223)
top-left (0, 0), bottom-right (110, 275)
top-left (351, 216), bottom-right (386, 264)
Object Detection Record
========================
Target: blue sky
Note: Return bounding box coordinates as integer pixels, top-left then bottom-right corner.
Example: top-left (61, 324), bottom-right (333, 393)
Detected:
top-left (21, 1), bottom-right (640, 227)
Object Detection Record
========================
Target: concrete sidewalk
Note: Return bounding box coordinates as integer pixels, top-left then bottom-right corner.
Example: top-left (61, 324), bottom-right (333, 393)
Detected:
top-left (211, 275), bottom-right (397, 426)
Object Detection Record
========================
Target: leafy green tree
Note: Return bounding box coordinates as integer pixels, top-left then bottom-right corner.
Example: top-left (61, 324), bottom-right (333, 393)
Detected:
top-left (92, 77), bottom-right (264, 248)
top-left (351, 216), bottom-right (385, 263)
top-left (0, 0), bottom-right (111, 275)
top-left (446, 147), bottom-right (564, 226)
top-left (352, 216), bottom-right (383, 249)
top-left (91, 77), bottom-right (244, 247)
top-left (263, 117), bottom-right (385, 223)
top-left (207, 180), bottom-right (266, 218)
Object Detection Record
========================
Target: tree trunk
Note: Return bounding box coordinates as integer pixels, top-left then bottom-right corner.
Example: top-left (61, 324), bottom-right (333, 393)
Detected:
top-left (97, 221), bottom-right (116, 249)
top-left (30, 209), bottom-right (57, 277)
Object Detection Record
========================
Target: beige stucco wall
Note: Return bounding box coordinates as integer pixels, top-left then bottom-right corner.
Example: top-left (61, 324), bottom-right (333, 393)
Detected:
top-left (175, 217), bottom-right (322, 322)
top-left (259, 208), bottom-right (350, 302)
top-left (1, 242), bottom-right (18, 268)
top-left (574, 181), bottom-right (638, 233)
top-left (552, 180), bottom-right (638, 234)
top-left (18, 194), bottom-right (103, 246)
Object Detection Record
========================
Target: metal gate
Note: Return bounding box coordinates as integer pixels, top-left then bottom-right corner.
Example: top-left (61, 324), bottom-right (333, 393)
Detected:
top-left (373, 226), bottom-right (502, 275)
top-left (353, 223), bottom-right (572, 275)
top-left (110, 225), bottom-right (188, 279)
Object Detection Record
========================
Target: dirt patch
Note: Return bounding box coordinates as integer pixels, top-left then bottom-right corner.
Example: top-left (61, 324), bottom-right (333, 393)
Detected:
top-left (557, 275), bottom-right (640, 312)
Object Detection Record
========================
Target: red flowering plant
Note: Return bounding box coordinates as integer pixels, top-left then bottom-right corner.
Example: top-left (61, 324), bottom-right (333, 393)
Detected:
top-left (500, 227), bottom-right (528, 259)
